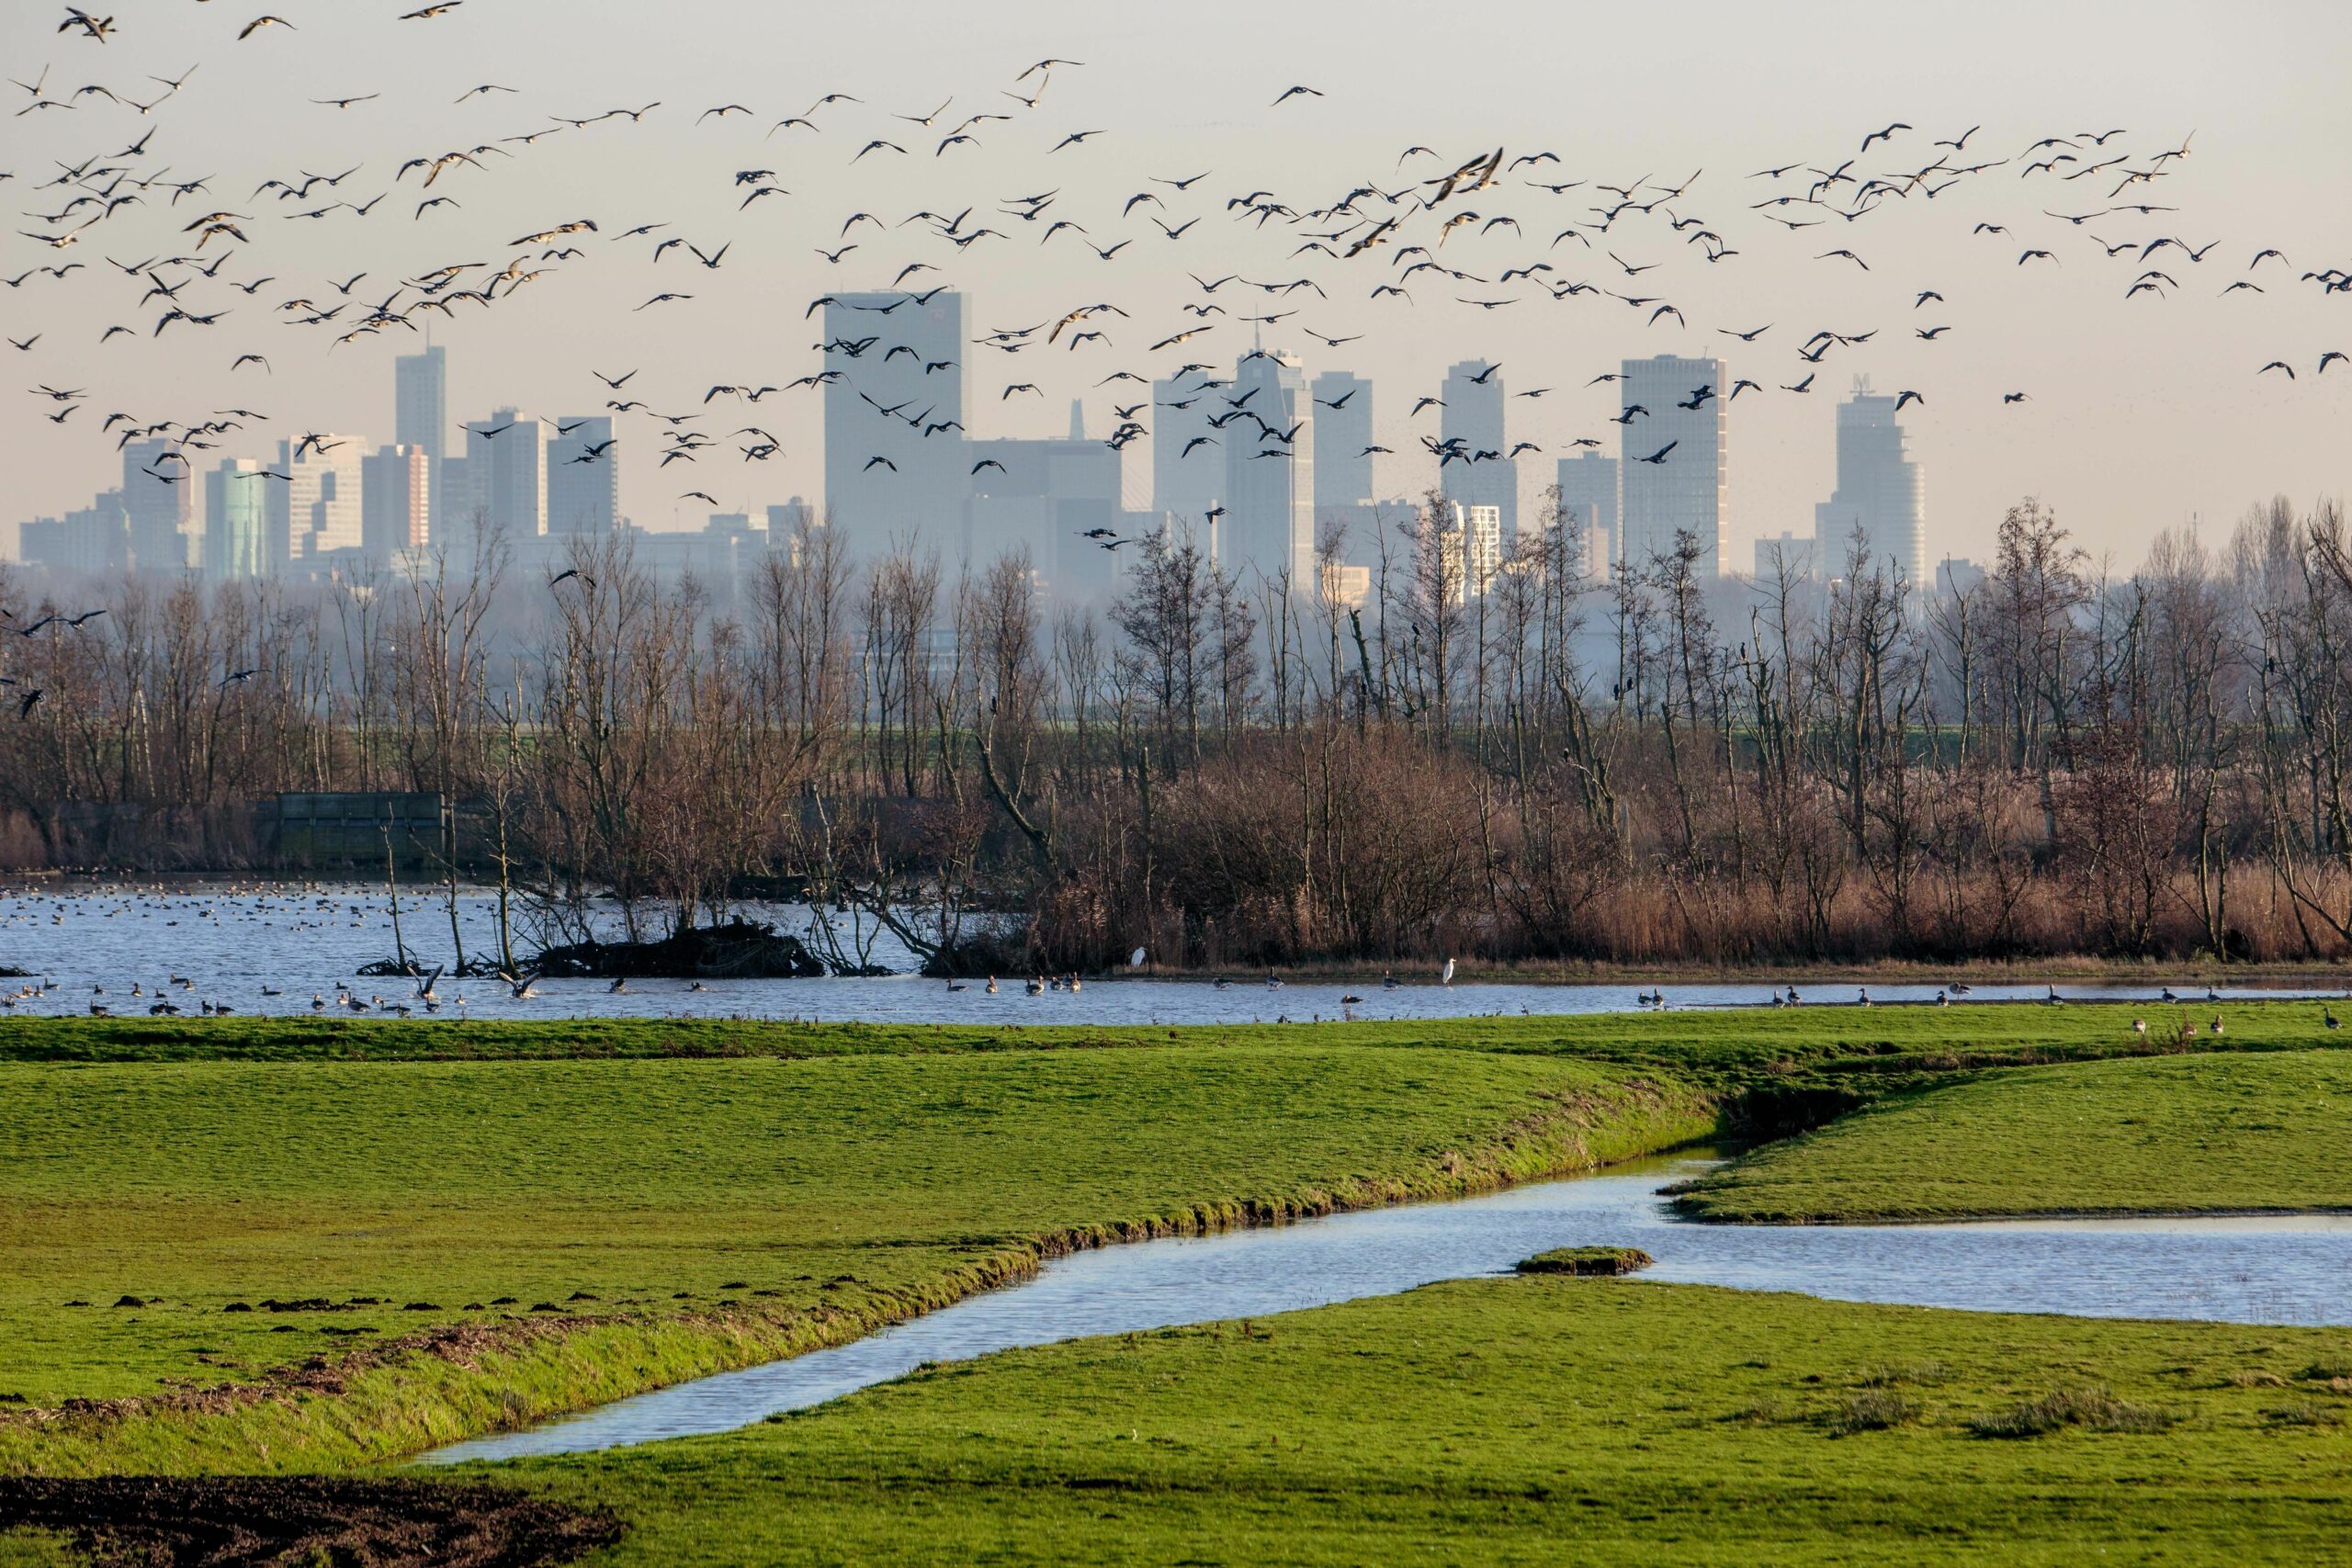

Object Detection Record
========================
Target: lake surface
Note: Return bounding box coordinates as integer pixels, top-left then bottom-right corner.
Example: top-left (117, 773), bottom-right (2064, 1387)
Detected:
top-left (424, 1153), bottom-right (2352, 1464)
top-left (0, 885), bottom-right (2341, 1024)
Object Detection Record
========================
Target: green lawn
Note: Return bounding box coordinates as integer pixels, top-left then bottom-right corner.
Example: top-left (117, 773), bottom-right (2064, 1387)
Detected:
top-left (498, 1276), bottom-right (2352, 1566)
top-left (0, 1043), bottom-right (1708, 1474)
top-left (1679, 1049), bottom-right (2352, 1223)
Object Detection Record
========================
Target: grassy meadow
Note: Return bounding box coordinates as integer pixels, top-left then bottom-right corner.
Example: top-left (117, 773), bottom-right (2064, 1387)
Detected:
top-left (505, 1275), bottom-right (2352, 1566)
top-left (1678, 1048), bottom-right (2352, 1223)
top-left (6, 1002), bottom-right (2352, 1559)
top-left (0, 1036), bottom-right (1708, 1473)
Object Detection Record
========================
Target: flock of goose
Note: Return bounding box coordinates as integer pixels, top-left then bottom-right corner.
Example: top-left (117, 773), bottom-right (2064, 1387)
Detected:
top-left (6, 6), bottom-right (2344, 540)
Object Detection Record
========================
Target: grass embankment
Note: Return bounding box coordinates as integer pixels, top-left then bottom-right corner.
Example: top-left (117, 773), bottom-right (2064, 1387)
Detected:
top-left (8, 998), bottom-right (2346, 1089)
top-left (1679, 1048), bottom-right (2352, 1224)
top-left (0, 1041), bottom-right (1709, 1475)
top-left (500, 1277), bottom-right (2352, 1566)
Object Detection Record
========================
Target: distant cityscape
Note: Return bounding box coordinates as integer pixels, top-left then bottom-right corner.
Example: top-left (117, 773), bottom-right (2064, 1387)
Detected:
top-left (11, 291), bottom-right (1947, 604)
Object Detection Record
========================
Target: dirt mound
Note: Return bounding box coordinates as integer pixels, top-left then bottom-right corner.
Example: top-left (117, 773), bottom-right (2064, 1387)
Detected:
top-left (0, 1476), bottom-right (621, 1566)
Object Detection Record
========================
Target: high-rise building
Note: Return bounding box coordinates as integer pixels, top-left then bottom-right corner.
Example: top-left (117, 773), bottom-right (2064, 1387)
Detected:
top-left (462, 409), bottom-right (545, 545)
top-left (120, 438), bottom-right (192, 572)
top-left (1438, 502), bottom-right (1505, 603)
top-left (1753, 530), bottom-right (1816, 582)
top-left (1220, 351), bottom-right (1314, 588)
top-left (360, 445), bottom-right (431, 558)
top-left (821, 291), bottom-right (968, 553)
top-left (19, 492), bottom-right (129, 577)
top-left (1619, 355), bottom-right (1726, 578)
top-left (203, 458), bottom-right (270, 578)
top-left (1310, 371), bottom-right (1374, 512)
top-left (1309, 370), bottom-right (1379, 568)
top-left (546, 416), bottom-right (620, 535)
top-left (268, 435), bottom-right (363, 566)
top-left (1151, 371), bottom-right (1223, 550)
top-left (1554, 451), bottom-right (1619, 578)
top-left (1442, 359), bottom-right (1516, 547)
top-left (966, 437), bottom-right (1122, 600)
top-left (394, 344), bottom-right (448, 532)
top-left (1813, 378), bottom-right (1925, 587)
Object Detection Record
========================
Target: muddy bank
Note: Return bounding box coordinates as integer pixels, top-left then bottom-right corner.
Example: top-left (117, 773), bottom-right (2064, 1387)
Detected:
top-left (0, 1475), bottom-right (619, 1566)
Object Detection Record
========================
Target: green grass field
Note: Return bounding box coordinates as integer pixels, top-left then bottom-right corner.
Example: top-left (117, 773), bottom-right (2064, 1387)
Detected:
top-left (498, 1276), bottom-right (2352, 1566)
top-left (0, 1039), bottom-right (1708, 1474)
top-left (6, 998), bottom-right (2344, 1085)
top-left (9, 1004), bottom-right (2352, 1559)
top-left (1678, 1048), bottom-right (2352, 1223)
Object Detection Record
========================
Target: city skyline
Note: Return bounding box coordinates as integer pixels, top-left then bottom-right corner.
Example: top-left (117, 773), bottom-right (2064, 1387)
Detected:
top-left (2, 2), bottom-right (2345, 579)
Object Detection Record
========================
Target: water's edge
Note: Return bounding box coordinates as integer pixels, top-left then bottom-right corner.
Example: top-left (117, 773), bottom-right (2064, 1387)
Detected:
top-left (425, 1152), bottom-right (2352, 1465)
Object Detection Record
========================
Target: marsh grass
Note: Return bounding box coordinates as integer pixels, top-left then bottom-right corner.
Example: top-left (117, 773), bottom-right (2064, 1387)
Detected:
top-left (1968, 1387), bottom-right (2177, 1438)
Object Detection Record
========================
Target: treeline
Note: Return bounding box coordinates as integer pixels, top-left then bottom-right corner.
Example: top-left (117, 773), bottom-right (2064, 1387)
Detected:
top-left (2, 490), bottom-right (2348, 972)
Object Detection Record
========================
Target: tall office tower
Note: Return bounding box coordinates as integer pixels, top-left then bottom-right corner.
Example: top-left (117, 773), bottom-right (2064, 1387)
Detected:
top-left (965, 436), bottom-right (1122, 601)
top-left (394, 344), bottom-right (448, 531)
top-left (360, 445), bottom-right (432, 558)
top-left (1554, 451), bottom-right (1620, 578)
top-left (546, 416), bottom-right (620, 534)
top-left (1618, 354), bottom-right (1726, 578)
top-left (1310, 371), bottom-right (1374, 512)
top-left (267, 435), bottom-right (363, 566)
top-left (120, 438), bottom-right (192, 571)
top-left (1151, 370), bottom-right (1223, 548)
top-left (203, 458), bottom-right (269, 578)
top-left (820, 291), bottom-right (968, 553)
top-left (1437, 502), bottom-right (1505, 603)
top-left (1813, 377), bottom-right (1926, 587)
top-left (462, 409), bottom-right (546, 544)
top-left (1219, 351), bottom-right (1315, 588)
top-left (1441, 359), bottom-right (1517, 546)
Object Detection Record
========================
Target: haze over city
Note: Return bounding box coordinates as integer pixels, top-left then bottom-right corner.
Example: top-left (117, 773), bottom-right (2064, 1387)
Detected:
top-left (3, 0), bottom-right (2346, 584)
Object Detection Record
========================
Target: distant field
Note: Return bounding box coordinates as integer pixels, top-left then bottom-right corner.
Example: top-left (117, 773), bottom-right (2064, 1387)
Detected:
top-left (6, 998), bottom-right (2348, 1088)
top-left (0, 1041), bottom-right (1707, 1474)
top-left (506, 1276), bottom-right (2352, 1566)
top-left (1678, 1049), bottom-right (2352, 1223)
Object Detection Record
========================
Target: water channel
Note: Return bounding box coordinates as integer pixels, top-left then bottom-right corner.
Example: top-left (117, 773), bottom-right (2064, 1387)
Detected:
top-left (424, 1153), bottom-right (2352, 1464)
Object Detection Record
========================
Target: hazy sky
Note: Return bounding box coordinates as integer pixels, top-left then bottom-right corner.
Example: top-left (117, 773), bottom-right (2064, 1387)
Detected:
top-left (3, 0), bottom-right (2347, 568)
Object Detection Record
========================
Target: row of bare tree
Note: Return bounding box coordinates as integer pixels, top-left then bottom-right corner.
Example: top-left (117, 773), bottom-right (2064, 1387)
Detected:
top-left (2, 490), bottom-right (2347, 970)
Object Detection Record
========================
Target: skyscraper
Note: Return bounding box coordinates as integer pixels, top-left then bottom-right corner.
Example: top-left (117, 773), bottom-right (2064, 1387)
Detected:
top-left (546, 416), bottom-right (620, 535)
top-left (1151, 370), bottom-right (1222, 549)
top-left (1442, 359), bottom-right (1516, 546)
top-left (821, 291), bottom-right (968, 553)
top-left (360, 445), bottom-right (431, 558)
top-left (395, 345), bottom-right (448, 533)
top-left (1554, 451), bottom-right (1619, 578)
top-left (965, 436), bottom-right (1122, 600)
top-left (268, 435), bottom-right (363, 567)
top-left (120, 438), bottom-right (191, 572)
top-left (1619, 354), bottom-right (1726, 577)
top-left (462, 409), bottom-right (545, 545)
top-left (203, 458), bottom-right (269, 579)
top-left (1220, 351), bottom-right (1314, 589)
top-left (1310, 371), bottom-right (1374, 512)
top-left (1813, 378), bottom-right (1926, 587)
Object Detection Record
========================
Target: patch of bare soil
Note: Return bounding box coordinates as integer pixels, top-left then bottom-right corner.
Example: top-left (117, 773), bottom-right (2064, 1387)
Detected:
top-left (0, 1476), bottom-right (621, 1566)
